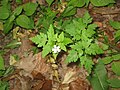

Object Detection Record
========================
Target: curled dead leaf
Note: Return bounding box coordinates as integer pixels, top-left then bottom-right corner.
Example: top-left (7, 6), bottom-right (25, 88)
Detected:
top-left (62, 69), bottom-right (77, 84)
top-left (14, 52), bottom-right (50, 77)
top-left (69, 78), bottom-right (90, 90)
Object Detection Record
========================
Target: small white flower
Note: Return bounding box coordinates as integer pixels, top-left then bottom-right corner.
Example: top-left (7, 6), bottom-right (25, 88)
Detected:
top-left (52, 45), bottom-right (61, 53)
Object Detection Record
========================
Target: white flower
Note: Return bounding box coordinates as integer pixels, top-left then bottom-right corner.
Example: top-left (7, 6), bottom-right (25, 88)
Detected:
top-left (52, 45), bottom-right (61, 53)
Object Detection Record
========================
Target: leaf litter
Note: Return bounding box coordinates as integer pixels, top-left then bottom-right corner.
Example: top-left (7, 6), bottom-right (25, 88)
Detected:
top-left (1, 0), bottom-right (120, 90)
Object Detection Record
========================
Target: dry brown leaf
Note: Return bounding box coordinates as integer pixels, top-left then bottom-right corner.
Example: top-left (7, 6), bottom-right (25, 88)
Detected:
top-left (31, 73), bottom-right (52, 90)
top-left (14, 52), bottom-right (50, 78)
top-left (40, 80), bottom-right (52, 90)
top-left (62, 69), bottom-right (77, 84)
top-left (37, 0), bottom-right (46, 5)
top-left (9, 75), bottom-right (30, 90)
top-left (14, 53), bottom-right (36, 73)
top-left (69, 78), bottom-right (90, 90)
top-left (59, 65), bottom-right (89, 90)
top-left (33, 53), bottom-right (50, 75)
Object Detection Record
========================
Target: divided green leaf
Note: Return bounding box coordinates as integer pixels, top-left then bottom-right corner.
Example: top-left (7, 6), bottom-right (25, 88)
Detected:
top-left (64, 12), bottom-right (103, 74)
top-left (112, 62), bottom-right (120, 76)
top-left (0, 81), bottom-right (9, 90)
top-left (80, 55), bottom-right (94, 74)
top-left (66, 50), bottom-right (78, 63)
top-left (46, 0), bottom-right (54, 6)
top-left (30, 34), bottom-right (47, 47)
top-left (42, 44), bottom-right (52, 58)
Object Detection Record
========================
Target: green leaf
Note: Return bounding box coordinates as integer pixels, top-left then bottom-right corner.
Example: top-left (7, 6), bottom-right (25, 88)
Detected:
top-left (65, 23), bottom-right (77, 37)
top-left (41, 7), bottom-right (56, 29)
top-left (63, 38), bottom-right (72, 45)
top-left (82, 39), bottom-right (92, 49)
top-left (57, 32), bottom-right (64, 42)
top-left (109, 20), bottom-right (120, 29)
top-left (0, 22), bottom-right (3, 31)
top-left (16, 0), bottom-right (22, 4)
top-left (80, 55), bottom-right (94, 74)
top-left (65, 20), bottom-right (82, 40)
top-left (62, 6), bottom-right (76, 17)
top-left (85, 59), bottom-right (94, 74)
top-left (101, 43), bottom-right (109, 50)
top-left (0, 81), bottom-right (9, 90)
top-left (85, 0), bottom-right (90, 7)
top-left (30, 33), bottom-right (47, 47)
top-left (3, 66), bottom-right (14, 77)
top-left (0, 71), bottom-right (5, 76)
top-left (83, 12), bottom-right (92, 24)
top-left (42, 44), bottom-right (52, 58)
top-left (112, 54), bottom-right (120, 60)
top-left (114, 30), bottom-right (120, 42)
top-left (85, 43), bottom-right (103, 55)
top-left (58, 43), bottom-right (66, 51)
top-left (66, 50), bottom-right (78, 63)
top-left (0, 6), bottom-right (10, 19)
top-left (71, 42), bottom-right (83, 51)
top-left (108, 78), bottom-right (120, 88)
top-left (4, 40), bottom-right (21, 49)
top-left (68, 0), bottom-right (85, 7)
top-left (90, 0), bottom-right (115, 6)
top-left (3, 15), bottom-right (15, 34)
top-left (102, 56), bottom-right (113, 64)
top-left (47, 24), bottom-right (55, 41)
top-left (23, 2), bottom-right (38, 16)
top-left (13, 6), bottom-right (23, 16)
top-left (46, 0), bottom-right (54, 6)
top-left (112, 62), bottom-right (120, 76)
top-left (90, 60), bottom-right (108, 90)
top-left (16, 15), bottom-right (34, 29)
top-left (1, 0), bottom-right (9, 5)
top-left (86, 24), bottom-right (97, 37)
top-left (0, 55), bottom-right (5, 70)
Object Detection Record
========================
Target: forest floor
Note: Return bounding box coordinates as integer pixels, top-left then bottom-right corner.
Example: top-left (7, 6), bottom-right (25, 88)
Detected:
top-left (0, 0), bottom-right (120, 90)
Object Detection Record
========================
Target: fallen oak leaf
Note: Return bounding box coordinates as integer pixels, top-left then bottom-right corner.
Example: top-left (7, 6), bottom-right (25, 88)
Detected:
top-left (14, 52), bottom-right (50, 78)
top-left (62, 69), bottom-right (77, 84)
top-left (69, 78), bottom-right (90, 90)
top-left (33, 52), bottom-right (50, 75)
top-left (14, 53), bottom-right (36, 73)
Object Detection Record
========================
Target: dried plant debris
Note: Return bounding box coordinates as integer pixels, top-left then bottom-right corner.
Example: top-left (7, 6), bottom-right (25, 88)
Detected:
top-left (14, 52), bottom-right (50, 77)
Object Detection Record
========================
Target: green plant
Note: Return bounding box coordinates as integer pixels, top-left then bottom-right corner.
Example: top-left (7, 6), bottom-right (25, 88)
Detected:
top-left (0, 0), bottom-right (118, 89)
top-left (0, 81), bottom-right (9, 90)
top-left (67, 0), bottom-right (115, 7)
top-left (0, 0), bottom-right (115, 34)
top-left (64, 12), bottom-right (103, 74)
top-left (93, 20), bottom-right (120, 89)
top-left (30, 24), bottom-right (72, 58)
top-left (109, 20), bottom-right (120, 42)
top-left (0, 55), bottom-right (14, 90)
top-left (89, 60), bottom-right (108, 90)
top-left (31, 12), bottom-right (103, 74)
